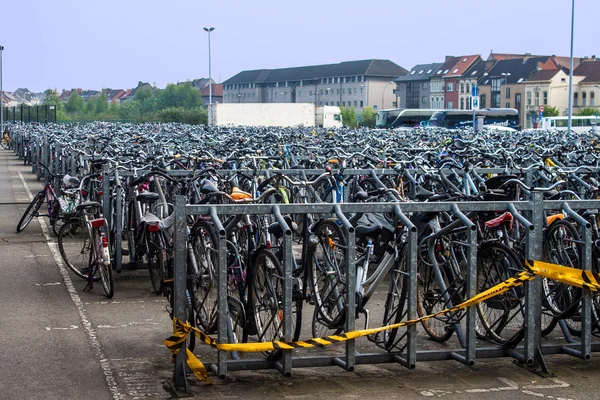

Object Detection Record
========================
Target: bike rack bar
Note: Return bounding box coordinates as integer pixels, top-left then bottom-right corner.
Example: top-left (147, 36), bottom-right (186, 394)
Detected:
top-left (115, 169), bottom-right (123, 273)
top-left (171, 195), bottom-right (192, 395)
top-left (334, 204), bottom-right (356, 372)
top-left (272, 205), bottom-right (293, 377)
top-left (523, 192), bottom-right (544, 368)
top-left (450, 204), bottom-right (477, 365)
top-left (208, 206), bottom-right (228, 380)
top-left (393, 205), bottom-right (417, 369)
top-left (561, 203), bottom-right (593, 360)
top-left (102, 165), bottom-right (110, 229)
top-left (507, 204), bottom-right (534, 232)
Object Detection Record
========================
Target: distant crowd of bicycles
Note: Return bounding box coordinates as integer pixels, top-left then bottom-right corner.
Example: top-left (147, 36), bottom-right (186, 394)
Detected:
top-left (7, 120), bottom-right (600, 353)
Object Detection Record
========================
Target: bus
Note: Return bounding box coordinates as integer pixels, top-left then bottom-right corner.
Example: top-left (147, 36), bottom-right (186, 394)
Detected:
top-left (427, 108), bottom-right (520, 130)
top-left (375, 108), bottom-right (440, 129)
top-left (539, 115), bottom-right (599, 133)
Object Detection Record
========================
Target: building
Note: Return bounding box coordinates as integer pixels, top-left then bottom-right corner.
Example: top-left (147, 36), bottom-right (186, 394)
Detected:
top-left (222, 59), bottom-right (408, 112)
top-left (523, 69), bottom-right (572, 128)
top-left (201, 83), bottom-right (223, 105)
top-left (442, 55), bottom-right (481, 110)
top-left (573, 58), bottom-right (600, 110)
top-left (429, 57), bottom-right (459, 109)
top-left (394, 62), bottom-right (443, 109)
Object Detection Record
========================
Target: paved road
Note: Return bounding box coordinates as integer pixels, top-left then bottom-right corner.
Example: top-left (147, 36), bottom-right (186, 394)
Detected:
top-left (1, 148), bottom-right (599, 400)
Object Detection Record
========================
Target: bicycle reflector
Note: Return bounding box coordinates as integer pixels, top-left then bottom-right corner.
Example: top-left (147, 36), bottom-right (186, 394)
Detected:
top-left (147, 224), bottom-right (160, 232)
top-left (101, 236), bottom-right (109, 248)
top-left (90, 219), bottom-right (105, 228)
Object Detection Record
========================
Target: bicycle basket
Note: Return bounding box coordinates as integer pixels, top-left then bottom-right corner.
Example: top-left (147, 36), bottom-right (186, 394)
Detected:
top-left (58, 194), bottom-right (80, 215)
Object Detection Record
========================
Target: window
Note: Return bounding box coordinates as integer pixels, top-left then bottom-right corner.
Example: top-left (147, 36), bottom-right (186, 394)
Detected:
top-left (460, 83), bottom-right (465, 93)
top-left (460, 98), bottom-right (464, 109)
top-left (535, 91), bottom-right (540, 106)
top-left (360, 101), bottom-right (363, 107)
top-left (527, 91), bottom-right (532, 105)
top-left (422, 96), bottom-right (427, 104)
top-left (592, 91), bottom-right (596, 106)
top-left (354, 101), bottom-right (357, 106)
top-left (284, 92), bottom-right (287, 98)
top-left (446, 83), bottom-right (453, 92)
top-left (309, 91), bottom-right (313, 97)
top-left (299, 91), bottom-right (303, 98)
top-left (354, 88), bottom-right (357, 94)
top-left (336, 89), bottom-right (340, 94)
top-left (342, 101), bottom-right (345, 106)
top-left (505, 87), bottom-right (511, 98)
top-left (447, 101), bottom-right (453, 109)
top-left (252, 93), bottom-right (256, 98)
top-left (320, 90), bottom-right (323, 95)
top-left (466, 96), bottom-right (471, 110)
top-left (466, 83), bottom-right (471, 94)
top-left (422, 82), bottom-right (427, 89)
top-left (574, 92), bottom-right (578, 107)
top-left (505, 102), bottom-right (510, 108)
top-left (342, 89), bottom-right (346, 95)
top-left (491, 79), bottom-right (501, 92)
top-left (516, 93), bottom-right (522, 110)
top-left (583, 92), bottom-right (587, 106)
top-left (543, 91), bottom-right (548, 105)
top-left (406, 82), bottom-right (419, 108)
top-left (481, 95), bottom-right (487, 108)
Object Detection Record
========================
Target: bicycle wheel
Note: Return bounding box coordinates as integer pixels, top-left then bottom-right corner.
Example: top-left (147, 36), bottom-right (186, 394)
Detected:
top-left (227, 296), bottom-right (248, 344)
top-left (382, 247), bottom-right (409, 350)
top-left (251, 248), bottom-right (285, 356)
top-left (544, 220), bottom-right (582, 318)
top-left (191, 220), bottom-right (219, 333)
top-left (16, 192), bottom-right (44, 232)
top-left (417, 257), bottom-right (455, 343)
top-left (148, 249), bottom-right (165, 295)
top-left (58, 219), bottom-right (99, 281)
top-left (95, 228), bottom-right (114, 298)
top-left (309, 219), bottom-right (347, 328)
top-left (476, 242), bottom-right (525, 345)
top-left (1, 136), bottom-right (9, 150)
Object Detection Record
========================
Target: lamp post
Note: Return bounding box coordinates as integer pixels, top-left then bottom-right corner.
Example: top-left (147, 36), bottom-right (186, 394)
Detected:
top-left (382, 80), bottom-right (395, 110)
top-left (501, 73), bottom-right (511, 108)
top-left (203, 27), bottom-right (215, 105)
top-left (567, 0), bottom-right (575, 132)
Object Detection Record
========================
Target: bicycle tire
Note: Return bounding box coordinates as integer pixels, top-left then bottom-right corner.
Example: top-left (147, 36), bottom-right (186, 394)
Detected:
top-left (476, 241), bottom-right (525, 345)
top-left (543, 219), bottom-right (582, 318)
top-left (57, 219), bottom-right (99, 281)
top-left (16, 192), bottom-right (44, 232)
top-left (251, 248), bottom-right (286, 356)
top-left (148, 248), bottom-right (165, 295)
top-left (309, 219), bottom-right (347, 328)
top-left (96, 227), bottom-right (114, 298)
top-left (0, 137), bottom-right (9, 150)
top-left (382, 247), bottom-right (409, 350)
top-left (191, 220), bottom-right (219, 333)
top-left (227, 296), bottom-right (248, 344)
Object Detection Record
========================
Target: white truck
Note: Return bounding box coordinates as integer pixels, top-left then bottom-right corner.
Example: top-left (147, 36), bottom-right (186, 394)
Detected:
top-left (207, 103), bottom-right (343, 128)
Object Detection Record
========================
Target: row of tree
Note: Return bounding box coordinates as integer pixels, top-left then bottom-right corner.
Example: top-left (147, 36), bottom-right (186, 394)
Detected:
top-left (43, 82), bottom-right (208, 124)
top-left (538, 106), bottom-right (599, 117)
top-left (340, 106), bottom-right (377, 128)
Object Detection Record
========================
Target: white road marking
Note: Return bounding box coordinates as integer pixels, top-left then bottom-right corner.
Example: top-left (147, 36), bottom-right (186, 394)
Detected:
top-left (45, 325), bottom-right (79, 331)
top-left (35, 281), bottom-right (62, 286)
top-left (419, 377), bottom-right (570, 399)
top-left (26, 254), bottom-right (50, 258)
top-left (98, 321), bottom-right (159, 329)
top-left (18, 171), bottom-right (125, 400)
top-left (84, 299), bottom-right (166, 305)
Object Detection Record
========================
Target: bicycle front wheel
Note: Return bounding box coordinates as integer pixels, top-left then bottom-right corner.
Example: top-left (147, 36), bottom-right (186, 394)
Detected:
top-left (58, 219), bottom-right (99, 281)
top-left (382, 247), bottom-right (409, 350)
top-left (17, 193), bottom-right (44, 232)
top-left (191, 220), bottom-right (219, 333)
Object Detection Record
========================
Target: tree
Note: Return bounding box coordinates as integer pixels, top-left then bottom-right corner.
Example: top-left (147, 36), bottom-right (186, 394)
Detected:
top-left (43, 89), bottom-right (61, 106)
top-left (359, 107), bottom-right (377, 128)
top-left (158, 82), bottom-right (203, 110)
top-left (85, 96), bottom-right (97, 116)
top-left (95, 90), bottom-right (109, 115)
top-left (64, 91), bottom-right (85, 114)
top-left (340, 106), bottom-right (357, 127)
top-left (576, 107), bottom-right (600, 116)
top-left (542, 105), bottom-right (560, 117)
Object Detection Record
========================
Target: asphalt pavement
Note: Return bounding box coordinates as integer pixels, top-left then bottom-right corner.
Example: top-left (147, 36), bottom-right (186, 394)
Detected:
top-left (1, 148), bottom-right (600, 400)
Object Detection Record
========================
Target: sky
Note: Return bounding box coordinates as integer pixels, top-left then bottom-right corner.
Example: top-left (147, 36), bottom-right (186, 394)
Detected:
top-left (0, 0), bottom-right (597, 93)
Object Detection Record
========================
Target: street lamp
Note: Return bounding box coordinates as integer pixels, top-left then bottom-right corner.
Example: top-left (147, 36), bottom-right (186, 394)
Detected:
top-left (382, 81), bottom-right (395, 110)
top-left (567, 0), bottom-right (575, 132)
top-left (501, 73), bottom-right (511, 108)
top-left (203, 27), bottom-right (215, 105)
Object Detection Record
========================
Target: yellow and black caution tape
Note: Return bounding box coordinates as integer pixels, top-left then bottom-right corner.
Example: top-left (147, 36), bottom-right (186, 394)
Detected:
top-left (164, 260), bottom-right (600, 384)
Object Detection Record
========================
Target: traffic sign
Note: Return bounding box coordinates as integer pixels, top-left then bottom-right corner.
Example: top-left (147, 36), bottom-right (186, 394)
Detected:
top-left (472, 85), bottom-right (478, 97)
top-left (472, 96), bottom-right (480, 111)
top-left (539, 105), bottom-right (545, 113)
top-left (357, 115), bottom-right (361, 122)
top-left (373, 105), bottom-right (377, 110)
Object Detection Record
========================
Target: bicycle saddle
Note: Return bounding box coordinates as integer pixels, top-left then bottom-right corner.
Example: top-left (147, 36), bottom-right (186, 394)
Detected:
top-left (136, 192), bottom-right (160, 203)
top-left (355, 224), bottom-right (382, 239)
top-left (62, 174), bottom-right (81, 188)
top-left (415, 186), bottom-right (435, 201)
top-left (76, 201), bottom-right (101, 211)
top-left (200, 179), bottom-right (219, 194)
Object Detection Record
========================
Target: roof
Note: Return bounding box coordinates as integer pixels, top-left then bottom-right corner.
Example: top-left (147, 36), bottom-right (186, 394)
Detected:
top-left (527, 69), bottom-right (562, 82)
top-left (201, 83), bottom-right (223, 97)
top-left (395, 62), bottom-right (443, 82)
top-left (443, 55), bottom-right (481, 78)
top-left (574, 60), bottom-right (600, 83)
top-left (223, 59), bottom-right (408, 85)
top-left (431, 57), bottom-right (460, 79)
top-left (462, 59), bottom-right (494, 79)
top-left (479, 57), bottom-right (555, 85)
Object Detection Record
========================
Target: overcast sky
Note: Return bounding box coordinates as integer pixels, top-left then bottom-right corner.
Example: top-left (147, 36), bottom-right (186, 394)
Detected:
top-left (0, 0), bottom-right (596, 92)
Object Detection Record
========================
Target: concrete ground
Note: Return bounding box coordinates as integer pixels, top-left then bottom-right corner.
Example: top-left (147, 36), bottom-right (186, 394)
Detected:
top-left (1, 148), bottom-right (599, 400)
